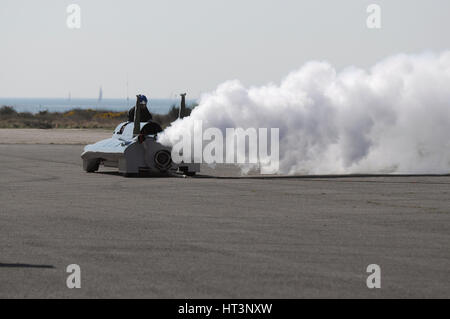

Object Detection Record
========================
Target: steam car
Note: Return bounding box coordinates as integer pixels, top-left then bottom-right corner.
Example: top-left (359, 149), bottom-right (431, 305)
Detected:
top-left (81, 95), bottom-right (199, 177)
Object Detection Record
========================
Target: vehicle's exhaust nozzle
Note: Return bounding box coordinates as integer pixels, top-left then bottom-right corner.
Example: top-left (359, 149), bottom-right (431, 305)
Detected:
top-left (179, 93), bottom-right (187, 119)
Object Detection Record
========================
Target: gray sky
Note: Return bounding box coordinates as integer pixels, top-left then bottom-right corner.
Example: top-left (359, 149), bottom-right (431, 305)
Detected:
top-left (0, 0), bottom-right (449, 98)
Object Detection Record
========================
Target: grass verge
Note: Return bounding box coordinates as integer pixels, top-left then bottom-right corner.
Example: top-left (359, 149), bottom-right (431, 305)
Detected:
top-left (0, 104), bottom-right (195, 129)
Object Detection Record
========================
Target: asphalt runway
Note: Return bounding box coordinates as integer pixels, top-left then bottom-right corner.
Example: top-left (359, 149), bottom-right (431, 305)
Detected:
top-left (0, 144), bottom-right (449, 298)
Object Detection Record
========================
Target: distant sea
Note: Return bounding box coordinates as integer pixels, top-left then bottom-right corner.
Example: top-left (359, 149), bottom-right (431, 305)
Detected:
top-left (0, 98), bottom-right (196, 115)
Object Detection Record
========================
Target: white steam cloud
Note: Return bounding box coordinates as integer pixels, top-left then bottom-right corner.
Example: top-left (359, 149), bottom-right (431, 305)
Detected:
top-left (158, 51), bottom-right (450, 175)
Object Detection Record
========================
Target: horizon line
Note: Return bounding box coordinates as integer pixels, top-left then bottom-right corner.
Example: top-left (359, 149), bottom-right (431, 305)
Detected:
top-left (0, 96), bottom-right (199, 100)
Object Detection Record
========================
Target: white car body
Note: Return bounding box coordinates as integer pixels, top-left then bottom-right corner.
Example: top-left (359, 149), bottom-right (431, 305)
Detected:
top-left (81, 121), bottom-right (200, 177)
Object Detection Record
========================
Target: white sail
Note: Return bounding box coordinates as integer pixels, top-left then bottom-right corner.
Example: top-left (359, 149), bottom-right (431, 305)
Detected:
top-left (98, 86), bottom-right (103, 103)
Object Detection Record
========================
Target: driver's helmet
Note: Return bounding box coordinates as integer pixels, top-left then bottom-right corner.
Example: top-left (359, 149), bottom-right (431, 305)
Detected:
top-left (137, 95), bottom-right (148, 104)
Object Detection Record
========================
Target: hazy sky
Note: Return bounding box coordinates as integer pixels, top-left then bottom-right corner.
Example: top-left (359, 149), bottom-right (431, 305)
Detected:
top-left (1, 0), bottom-right (449, 98)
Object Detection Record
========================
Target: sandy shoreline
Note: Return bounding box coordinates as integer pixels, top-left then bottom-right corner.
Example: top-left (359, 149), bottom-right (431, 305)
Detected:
top-left (0, 128), bottom-right (112, 145)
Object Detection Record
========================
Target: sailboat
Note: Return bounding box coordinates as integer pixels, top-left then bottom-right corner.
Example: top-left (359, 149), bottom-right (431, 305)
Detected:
top-left (98, 86), bottom-right (103, 103)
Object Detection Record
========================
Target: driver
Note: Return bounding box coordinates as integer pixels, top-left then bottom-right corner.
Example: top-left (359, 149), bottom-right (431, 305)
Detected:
top-left (127, 94), bottom-right (152, 122)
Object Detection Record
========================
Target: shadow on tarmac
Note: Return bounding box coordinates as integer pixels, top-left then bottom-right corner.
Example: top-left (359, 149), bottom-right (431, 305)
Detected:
top-left (0, 263), bottom-right (55, 269)
top-left (194, 173), bottom-right (450, 180)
